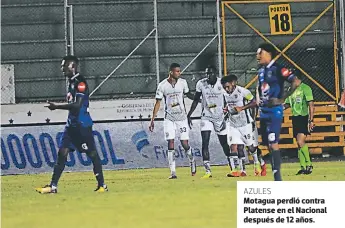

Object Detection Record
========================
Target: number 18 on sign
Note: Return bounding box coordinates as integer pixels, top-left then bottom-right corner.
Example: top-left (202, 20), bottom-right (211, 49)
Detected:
top-left (269, 4), bottom-right (293, 35)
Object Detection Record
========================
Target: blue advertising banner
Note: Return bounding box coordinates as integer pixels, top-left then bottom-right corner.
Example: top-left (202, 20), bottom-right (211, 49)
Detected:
top-left (1, 120), bottom-right (228, 175)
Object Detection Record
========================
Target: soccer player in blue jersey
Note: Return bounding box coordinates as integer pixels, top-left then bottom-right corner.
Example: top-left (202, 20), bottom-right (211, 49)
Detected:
top-left (35, 55), bottom-right (107, 193)
top-left (256, 43), bottom-right (298, 181)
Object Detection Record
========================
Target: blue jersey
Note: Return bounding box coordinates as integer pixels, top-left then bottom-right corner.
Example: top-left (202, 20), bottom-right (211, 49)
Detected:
top-left (66, 73), bottom-right (93, 127)
top-left (258, 62), bottom-right (295, 112)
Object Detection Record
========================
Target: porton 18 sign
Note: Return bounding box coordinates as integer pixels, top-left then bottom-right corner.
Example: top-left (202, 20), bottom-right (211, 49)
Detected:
top-left (269, 4), bottom-right (293, 35)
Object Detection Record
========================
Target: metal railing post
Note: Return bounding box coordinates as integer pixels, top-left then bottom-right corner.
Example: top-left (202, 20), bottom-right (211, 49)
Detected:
top-left (216, 0), bottom-right (222, 77)
top-left (69, 5), bottom-right (74, 55)
top-left (339, 0), bottom-right (345, 89)
top-left (154, 0), bottom-right (160, 86)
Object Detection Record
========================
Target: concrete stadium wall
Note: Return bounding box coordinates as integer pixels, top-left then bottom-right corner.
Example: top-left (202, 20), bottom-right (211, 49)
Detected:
top-left (0, 0), bottom-right (339, 102)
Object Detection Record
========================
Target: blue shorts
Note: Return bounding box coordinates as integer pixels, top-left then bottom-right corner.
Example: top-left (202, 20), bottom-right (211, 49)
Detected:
top-left (59, 126), bottom-right (96, 153)
top-left (259, 106), bottom-right (283, 146)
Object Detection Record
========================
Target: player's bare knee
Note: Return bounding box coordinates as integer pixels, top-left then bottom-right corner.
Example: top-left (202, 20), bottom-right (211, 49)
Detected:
top-left (87, 150), bottom-right (99, 159)
top-left (230, 144), bottom-right (238, 153)
top-left (58, 148), bottom-right (70, 157)
top-left (270, 143), bottom-right (279, 151)
top-left (167, 140), bottom-right (174, 150)
top-left (268, 133), bottom-right (279, 149)
top-left (202, 138), bottom-right (210, 148)
top-left (296, 134), bottom-right (306, 147)
top-left (238, 147), bottom-right (245, 158)
top-left (248, 145), bottom-right (257, 154)
top-left (180, 140), bottom-right (190, 151)
top-left (56, 148), bottom-right (69, 164)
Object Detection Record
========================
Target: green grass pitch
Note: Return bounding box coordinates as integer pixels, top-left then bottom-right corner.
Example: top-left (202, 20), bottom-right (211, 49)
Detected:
top-left (2, 161), bottom-right (345, 228)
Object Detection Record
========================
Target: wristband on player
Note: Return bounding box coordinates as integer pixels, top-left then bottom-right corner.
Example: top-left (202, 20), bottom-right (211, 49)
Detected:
top-left (308, 119), bottom-right (313, 123)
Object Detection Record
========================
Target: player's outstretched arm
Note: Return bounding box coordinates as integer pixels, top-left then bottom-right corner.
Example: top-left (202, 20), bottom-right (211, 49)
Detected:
top-left (185, 91), bottom-right (195, 100)
top-left (234, 89), bottom-right (257, 113)
top-left (235, 98), bottom-right (257, 113)
top-left (256, 84), bottom-right (262, 106)
top-left (187, 91), bottom-right (202, 128)
top-left (45, 96), bottom-right (83, 112)
top-left (149, 99), bottom-right (161, 132)
top-left (187, 92), bottom-right (202, 118)
top-left (251, 106), bottom-right (258, 122)
top-left (282, 77), bottom-right (299, 101)
top-left (283, 96), bottom-right (291, 110)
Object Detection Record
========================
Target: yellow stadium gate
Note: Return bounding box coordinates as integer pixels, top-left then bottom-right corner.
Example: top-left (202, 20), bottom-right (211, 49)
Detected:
top-left (220, 0), bottom-right (345, 155)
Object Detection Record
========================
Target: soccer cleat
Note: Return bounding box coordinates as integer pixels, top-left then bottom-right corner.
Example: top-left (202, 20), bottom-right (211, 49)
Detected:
top-left (296, 169), bottom-right (307, 175)
top-left (306, 165), bottom-right (313, 174)
top-left (35, 184), bottom-right (57, 194)
top-left (201, 172), bottom-right (212, 179)
top-left (260, 163), bottom-right (267, 176)
top-left (94, 184), bottom-right (108, 192)
top-left (168, 175), bottom-right (177, 179)
top-left (240, 171), bottom-right (247, 177)
top-left (227, 170), bottom-right (241, 177)
top-left (254, 163), bottom-right (262, 176)
top-left (190, 161), bottom-right (197, 176)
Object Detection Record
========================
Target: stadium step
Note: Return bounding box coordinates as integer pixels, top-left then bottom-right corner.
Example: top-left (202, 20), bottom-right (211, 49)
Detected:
top-left (1, 35), bottom-right (220, 61)
top-left (2, 52), bottom-right (218, 79)
top-left (258, 105), bottom-right (345, 156)
top-left (1, 1), bottom-right (216, 24)
top-left (1, 17), bottom-right (216, 42)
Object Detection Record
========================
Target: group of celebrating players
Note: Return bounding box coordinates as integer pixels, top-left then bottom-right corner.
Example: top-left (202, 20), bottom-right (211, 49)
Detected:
top-left (149, 63), bottom-right (266, 179)
top-left (35, 42), bottom-right (305, 194)
top-left (149, 42), bottom-right (301, 182)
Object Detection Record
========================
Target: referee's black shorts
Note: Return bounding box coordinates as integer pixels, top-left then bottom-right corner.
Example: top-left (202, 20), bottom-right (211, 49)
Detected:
top-left (291, 115), bottom-right (310, 138)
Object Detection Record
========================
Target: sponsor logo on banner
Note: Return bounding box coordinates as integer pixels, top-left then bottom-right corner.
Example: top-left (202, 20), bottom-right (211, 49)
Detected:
top-left (1, 120), bottom-right (227, 175)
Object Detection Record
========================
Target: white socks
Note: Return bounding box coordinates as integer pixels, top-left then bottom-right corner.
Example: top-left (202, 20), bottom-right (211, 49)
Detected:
top-left (168, 150), bottom-right (176, 175)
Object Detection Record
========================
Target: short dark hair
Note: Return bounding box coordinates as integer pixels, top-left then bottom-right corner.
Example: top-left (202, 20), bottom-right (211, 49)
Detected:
top-left (221, 74), bottom-right (237, 84)
top-left (258, 43), bottom-right (277, 58)
top-left (62, 55), bottom-right (79, 65)
top-left (169, 63), bottom-right (180, 71)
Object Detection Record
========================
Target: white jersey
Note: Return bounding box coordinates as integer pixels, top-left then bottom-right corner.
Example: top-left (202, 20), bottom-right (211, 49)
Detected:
top-left (224, 86), bottom-right (254, 128)
top-left (196, 78), bottom-right (225, 122)
top-left (155, 78), bottom-right (189, 122)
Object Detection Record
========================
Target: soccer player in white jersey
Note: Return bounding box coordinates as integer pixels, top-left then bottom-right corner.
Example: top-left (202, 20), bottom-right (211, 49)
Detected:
top-left (187, 65), bottom-right (231, 178)
top-left (222, 75), bottom-right (266, 177)
top-left (149, 63), bottom-right (196, 179)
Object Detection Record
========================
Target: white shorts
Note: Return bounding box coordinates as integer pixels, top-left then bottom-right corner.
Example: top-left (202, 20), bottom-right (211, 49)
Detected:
top-left (227, 122), bottom-right (257, 147)
top-left (200, 119), bottom-right (227, 135)
top-left (164, 119), bottom-right (189, 141)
